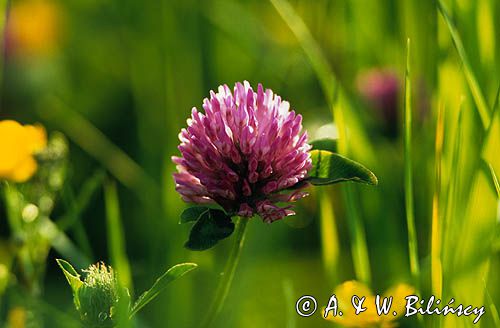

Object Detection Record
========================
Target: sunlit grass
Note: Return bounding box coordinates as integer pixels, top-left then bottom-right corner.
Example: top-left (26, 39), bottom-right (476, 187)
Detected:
top-left (403, 39), bottom-right (420, 292)
top-left (438, 0), bottom-right (491, 129)
top-left (431, 104), bottom-right (444, 301)
top-left (271, 0), bottom-right (372, 285)
top-left (104, 180), bottom-right (133, 293)
top-left (1, 0), bottom-right (499, 327)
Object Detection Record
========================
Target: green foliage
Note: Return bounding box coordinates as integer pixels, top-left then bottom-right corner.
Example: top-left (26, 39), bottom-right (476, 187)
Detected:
top-left (403, 39), bottom-right (420, 289)
top-left (308, 150), bottom-right (378, 186)
top-left (57, 259), bottom-right (120, 327)
top-left (180, 206), bottom-right (210, 224)
top-left (57, 259), bottom-right (197, 326)
top-left (104, 180), bottom-right (132, 292)
top-left (3, 0), bottom-right (500, 326)
top-left (56, 259), bottom-right (83, 302)
top-left (130, 263), bottom-right (198, 317)
top-left (437, 0), bottom-right (491, 129)
top-left (77, 263), bottom-right (121, 328)
top-left (487, 163), bottom-right (500, 198)
top-left (309, 138), bottom-right (337, 153)
top-left (184, 209), bottom-right (235, 251)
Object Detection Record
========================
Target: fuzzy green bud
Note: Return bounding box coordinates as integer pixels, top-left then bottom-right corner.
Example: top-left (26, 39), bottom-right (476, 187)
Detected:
top-left (76, 263), bottom-right (120, 328)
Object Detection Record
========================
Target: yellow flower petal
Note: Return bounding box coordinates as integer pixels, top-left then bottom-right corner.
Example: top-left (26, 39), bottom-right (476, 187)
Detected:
top-left (325, 281), bottom-right (381, 327)
top-left (7, 306), bottom-right (26, 328)
top-left (24, 124), bottom-right (47, 152)
top-left (7, 157), bottom-right (38, 183)
top-left (324, 281), bottom-right (415, 328)
top-left (0, 120), bottom-right (47, 182)
top-left (0, 120), bottom-right (26, 174)
top-left (382, 283), bottom-right (415, 320)
top-left (334, 280), bottom-right (374, 305)
top-left (7, 0), bottom-right (61, 57)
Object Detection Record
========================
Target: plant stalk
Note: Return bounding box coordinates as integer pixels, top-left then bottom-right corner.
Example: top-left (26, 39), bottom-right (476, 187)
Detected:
top-left (403, 39), bottom-right (420, 290)
top-left (202, 217), bottom-right (248, 328)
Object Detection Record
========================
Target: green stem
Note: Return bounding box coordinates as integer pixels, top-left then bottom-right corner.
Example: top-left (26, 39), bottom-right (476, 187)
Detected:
top-left (343, 185), bottom-right (371, 285)
top-left (403, 39), bottom-right (420, 291)
top-left (202, 217), bottom-right (249, 328)
top-left (0, 0), bottom-right (10, 110)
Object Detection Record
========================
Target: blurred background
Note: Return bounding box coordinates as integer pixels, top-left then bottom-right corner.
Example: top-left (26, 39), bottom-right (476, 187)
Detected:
top-left (0, 0), bottom-right (499, 327)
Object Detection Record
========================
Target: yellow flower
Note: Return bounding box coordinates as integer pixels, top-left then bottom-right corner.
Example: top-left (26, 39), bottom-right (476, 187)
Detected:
top-left (323, 280), bottom-right (414, 328)
top-left (7, 0), bottom-right (61, 57)
top-left (7, 306), bottom-right (26, 328)
top-left (0, 120), bottom-right (47, 182)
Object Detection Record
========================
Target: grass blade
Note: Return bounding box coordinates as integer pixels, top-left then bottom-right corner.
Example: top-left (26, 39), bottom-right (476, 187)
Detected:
top-left (482, 83), bottom-right (500, 153)
top-left (104, 179), bottom-right (133, 327)
top-left (483, 278), bottom-right (500, 327)
top-left (492, 83), bottom-right (500, 113)
top-left (104, 180), bottom-right (133, 293)
top-left (319, 192), bottom-right (339, 283)
top-left (3, 184), bottom-right (90, 269)
top-left (201, 217), bottom-right (249, 327)
top-left (58, 170), bottom-right (107, 260)
top-left (487, 163), bottom-right (500, 198)
top-left (282, 279), bottom-right (297, 328)
top-left (0, 0), bottom-right (9, 107)
top-left (40, 218), bottom-right (90, 269)
top-left (442, 101), bottom-right (464, 274)
top-left (58, 169), bottom-right (106, 231)
top-left (269, 0), bottom-right (336, 104)
top-left (270, 0), bottom-right (372, 285)
top-left (129, 263), bottom-right (197, 318)
top-left (437, 0), bottom-right (491, 129)
top-left (403, 39), bottom-right (420, 290)
top-left (431, 104), bottom-right (445, 299)
top-left (37, 96), bottom-right (159, 200)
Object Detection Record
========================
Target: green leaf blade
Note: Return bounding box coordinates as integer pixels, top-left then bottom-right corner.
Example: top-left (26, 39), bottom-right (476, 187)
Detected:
top-left (437, 0), bottom-right (491, 129)
top-left (310, 138), bottom-right (338, 153)
top-left (185, 209), bottom-right (235, 251)
top-left (104, 180), bottom-right (133, 293)
top-left (403, 39), bottom-right (420, 289)
top-left (180, 206), bottom-right (210, 224)
top-left (487, 162), bottom-right (500, 198)
top-left (308, 150), bottom-right (378, 186)
top-left (130, 263), bottom-right (198, 317)
top-left (56, 259), bottom-right (83, 292)
top-left (56, 259), bottom-right (83, 305)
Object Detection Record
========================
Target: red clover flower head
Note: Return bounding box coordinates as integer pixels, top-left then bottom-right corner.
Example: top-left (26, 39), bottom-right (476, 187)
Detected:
top-left (173, 81), bottom-right (312, 223)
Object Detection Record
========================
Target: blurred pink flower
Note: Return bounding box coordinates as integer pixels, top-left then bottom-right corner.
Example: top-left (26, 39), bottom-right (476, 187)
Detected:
top-left (357, 69), bottom-right (400, 137)
top-left (173, 81), bottom-right (312, 223)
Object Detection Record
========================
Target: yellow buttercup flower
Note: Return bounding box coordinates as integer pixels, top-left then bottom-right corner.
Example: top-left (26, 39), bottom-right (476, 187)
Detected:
top-left (323, 280), bottom-right (414, 328)
top-left (7, 306), bottom-right (26, 328)
top-left (7, 0), bottom-right (61, 57)
top-left (0, 120), bottom-right (47, 182)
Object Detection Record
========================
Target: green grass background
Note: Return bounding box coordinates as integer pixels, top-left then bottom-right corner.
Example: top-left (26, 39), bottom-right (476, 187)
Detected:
top-left (1, 0), bottom-right (499, 327)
